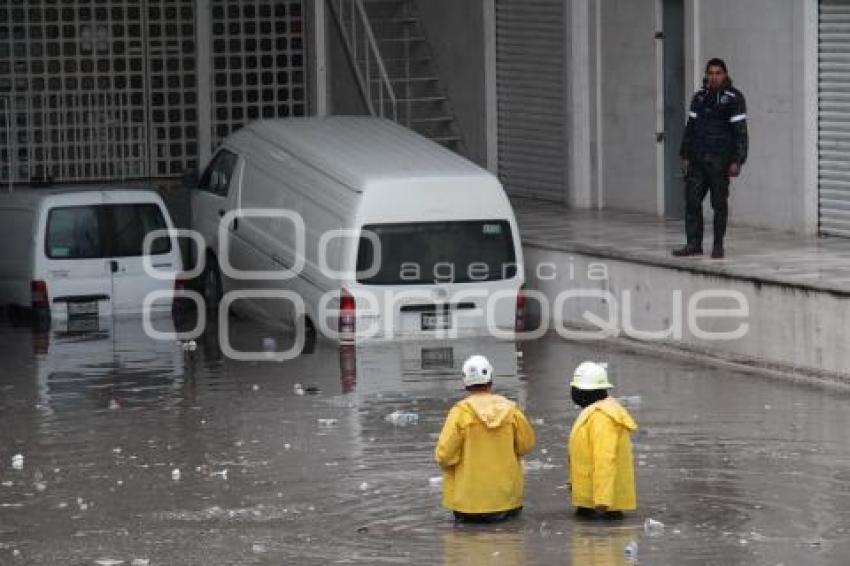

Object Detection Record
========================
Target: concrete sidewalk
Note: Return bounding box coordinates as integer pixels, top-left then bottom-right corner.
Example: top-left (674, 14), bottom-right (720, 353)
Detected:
top-left (513, 197), bottom-right (850, 385)
top-left (514, 197), bottom-right (850, 297)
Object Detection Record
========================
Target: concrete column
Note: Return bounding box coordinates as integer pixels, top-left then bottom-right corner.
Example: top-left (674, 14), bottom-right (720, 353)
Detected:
top-left (484, 0), bottom-right (497, 174)
top-left (195, 0), bottom-right (212, 170)
top-left (684, 0), bottom-right (701, 95)
top-left (654, 0), bottom-right (665, 216)
top-left (799, 0), bottom-right (818, 234)
top-left (311, 0), bottom-right (328, 117)
top-left (568, 0), bottom-right (593, 208)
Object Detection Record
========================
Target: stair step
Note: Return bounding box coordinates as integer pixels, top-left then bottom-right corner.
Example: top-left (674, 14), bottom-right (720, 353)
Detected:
top-left (394, 96), bottom-right (447, 103)
top-left (430, 135), bottom-right (462, 144)
top-left (368, 17), bottom-right (418, 25)
top-left (359, 56), bottom-right (431, 63)
top-left (370, 76), bottom-right (439, 84)
top-left (375, 36), bottom-right (426, 43)
top-left (410, 116), bottom-right (454, 123)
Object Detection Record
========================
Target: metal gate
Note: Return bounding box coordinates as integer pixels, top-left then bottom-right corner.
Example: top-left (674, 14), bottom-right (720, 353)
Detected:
top-left (210, 0), bottom-right (306, 147)
top-left (0, 0), bottom-right (306, 185)
top-left (819, 0), bottom-right (850, 236)
top-left (495, 0), bottom-right (567, 202)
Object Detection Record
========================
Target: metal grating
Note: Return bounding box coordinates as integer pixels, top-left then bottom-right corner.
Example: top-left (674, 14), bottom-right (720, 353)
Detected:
top-left (210, 0), bottom-right (306, 148)
top-left (147, 0), bottom-right (198, 176)
top-left (819, 0), bottom-right (850, 237)
top-left (0, 0), bottom-right (307, 184)
top-left (0, 0), bottom-right (152, 182)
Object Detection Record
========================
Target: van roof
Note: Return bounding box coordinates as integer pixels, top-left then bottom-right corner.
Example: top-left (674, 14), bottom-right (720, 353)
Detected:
top-left (235, 117), bottom-right (492, 191)
top-left (0, 183), bottom-right (157, 207)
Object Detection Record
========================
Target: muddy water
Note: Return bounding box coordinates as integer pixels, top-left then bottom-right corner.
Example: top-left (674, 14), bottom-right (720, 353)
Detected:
top-left (1, 316), bottom-right (849, 565)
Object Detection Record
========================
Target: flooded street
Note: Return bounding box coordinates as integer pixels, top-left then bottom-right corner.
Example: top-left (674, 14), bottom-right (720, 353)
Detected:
top-left (1, 316), bottom-right (850, 565)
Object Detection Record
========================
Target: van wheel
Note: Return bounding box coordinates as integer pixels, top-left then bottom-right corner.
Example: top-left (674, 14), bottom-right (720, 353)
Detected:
top-left (202, 255), bottom-right (223, 310)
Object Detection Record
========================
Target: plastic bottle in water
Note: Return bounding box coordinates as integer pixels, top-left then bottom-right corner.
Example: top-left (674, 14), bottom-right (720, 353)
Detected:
top-left (385, 411), bottom-right (419, 426)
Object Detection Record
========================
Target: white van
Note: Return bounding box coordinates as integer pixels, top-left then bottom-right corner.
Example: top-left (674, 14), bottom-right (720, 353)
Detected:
top-left (0, 186), bottom-right (183, 322)
top-left (191, 117), bottom-right (525, 343)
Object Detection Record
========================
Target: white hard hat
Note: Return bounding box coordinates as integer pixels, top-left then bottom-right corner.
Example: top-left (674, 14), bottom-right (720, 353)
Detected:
top-left (570, 361), bottom-right (613, 390)
top-left (462, 355), bottom-right (494, 387)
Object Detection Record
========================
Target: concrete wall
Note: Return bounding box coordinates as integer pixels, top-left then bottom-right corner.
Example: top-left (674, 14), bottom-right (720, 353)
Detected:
top-left (695, 0), bottom-right (816, 234)
top-left (599, 0), bottom-right (659, 214)
top-left (524, 245), bottom-right (850, 382)
top-left (414, 0), bottom-right (488, 167)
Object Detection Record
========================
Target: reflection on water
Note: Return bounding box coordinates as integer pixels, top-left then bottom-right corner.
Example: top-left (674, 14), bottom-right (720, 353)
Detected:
top-left (442, 529), bottom-right (527, 566)
top-left (570, 523), bottom-right (641, 566)
top-left (32, 316), bottom-right (184, 413)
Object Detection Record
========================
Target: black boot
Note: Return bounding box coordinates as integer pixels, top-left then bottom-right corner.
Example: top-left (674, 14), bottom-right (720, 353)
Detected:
top-left (711, 244), bottom-right (724, 259)
top-left (672, 244), bottom-right (703, 257)
top-left (575, 507), bottom-right (625, 521)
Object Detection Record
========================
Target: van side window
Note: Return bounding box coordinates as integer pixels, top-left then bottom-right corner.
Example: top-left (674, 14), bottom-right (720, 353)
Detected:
top-left (198, 149), bottom-right (239, 197)
top-left (46, 204), bottom-right (171, 259)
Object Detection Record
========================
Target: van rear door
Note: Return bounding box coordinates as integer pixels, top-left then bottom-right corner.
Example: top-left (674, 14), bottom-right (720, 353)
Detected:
top-left (102, 195), bottom-right (180, 314)
top-left (41, 196), bottom-right (113, 318)
top-left (354, 219), bottom-right (521, 337)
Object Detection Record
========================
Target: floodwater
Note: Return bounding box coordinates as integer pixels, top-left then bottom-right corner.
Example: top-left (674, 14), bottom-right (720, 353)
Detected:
top-left (1, 315), bottom-right (850, 565)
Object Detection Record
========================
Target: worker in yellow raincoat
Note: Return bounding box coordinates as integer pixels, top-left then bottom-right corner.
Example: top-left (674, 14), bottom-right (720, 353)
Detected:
top-left (567, 361), bottom-right (638, 520)
top-left (435, 355), bottom-right (536, 523)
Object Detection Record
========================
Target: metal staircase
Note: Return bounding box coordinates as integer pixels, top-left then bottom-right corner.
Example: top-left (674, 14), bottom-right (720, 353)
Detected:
top-left (329, 0), bottom-right (465, 153)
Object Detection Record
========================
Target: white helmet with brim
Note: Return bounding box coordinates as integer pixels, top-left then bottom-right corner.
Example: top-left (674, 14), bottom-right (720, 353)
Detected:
top-left (570, 361), bottom-right (613, 390)
top-left (462, 355), bottom-right (493, 387)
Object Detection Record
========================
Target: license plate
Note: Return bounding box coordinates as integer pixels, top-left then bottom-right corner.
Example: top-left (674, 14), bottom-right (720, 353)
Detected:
top-left (67, 316), bottom-right (100, 333)
top-left (68, 301), bottom-right (98, 316)
top-left (421, 347), bottom-right (454, 370)
top-left (421, 312), bottom-right (451, 331)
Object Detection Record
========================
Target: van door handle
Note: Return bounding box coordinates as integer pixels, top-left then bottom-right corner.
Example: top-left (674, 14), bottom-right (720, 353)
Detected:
top-left (110, 260), bottom-right (119, 273)
top-left (218, 209), bottom-right (225, 217)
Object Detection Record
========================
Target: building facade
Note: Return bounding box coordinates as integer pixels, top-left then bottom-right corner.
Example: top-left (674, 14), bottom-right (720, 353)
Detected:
top-left (1, 0), bottom-right (845, 237)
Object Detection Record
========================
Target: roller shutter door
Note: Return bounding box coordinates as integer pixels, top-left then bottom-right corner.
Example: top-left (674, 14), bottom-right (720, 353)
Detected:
top-left (819, 0), bottom-right (850, 236)
top-left (495, 0), bottom-right (567, 202)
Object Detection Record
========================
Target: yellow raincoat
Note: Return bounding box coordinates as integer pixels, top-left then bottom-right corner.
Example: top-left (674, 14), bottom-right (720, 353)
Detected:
top-left (568, 397), bottom-right (638, 510)
top-left (435, 392), bottom-right (536, 514)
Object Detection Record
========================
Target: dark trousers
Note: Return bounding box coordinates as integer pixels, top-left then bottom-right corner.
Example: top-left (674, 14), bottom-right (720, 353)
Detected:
top-left (684, 155), bottom-right (730, 248)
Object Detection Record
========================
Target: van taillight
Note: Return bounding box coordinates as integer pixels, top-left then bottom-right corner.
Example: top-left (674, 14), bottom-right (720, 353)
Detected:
top-left (174, 275), bottom-right (186, 292)
top-left (515, 286), bottom-right (527, 332)
top-left (339, 290), bottom-right (356, 341)
top-left (31, 280), bottom-right (49, 309)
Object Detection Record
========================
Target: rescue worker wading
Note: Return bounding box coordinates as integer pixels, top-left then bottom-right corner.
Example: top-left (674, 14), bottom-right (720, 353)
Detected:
top-left (673, 57), bottom-right (749, 260)
top-left (567, 362), bottom-right (638, 521)
top-left (435, 355), bottom-right (536, 523)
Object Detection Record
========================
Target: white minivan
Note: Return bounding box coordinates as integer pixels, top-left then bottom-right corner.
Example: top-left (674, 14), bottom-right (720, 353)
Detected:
top-left (0, 186), bottom-right (183, 322)
top-left (191, 116), bottom-right (525, 343)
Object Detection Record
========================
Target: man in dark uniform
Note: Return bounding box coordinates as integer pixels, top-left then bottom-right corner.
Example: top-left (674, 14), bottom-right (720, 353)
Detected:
top-left (672, 58), bottom-right (748, 259)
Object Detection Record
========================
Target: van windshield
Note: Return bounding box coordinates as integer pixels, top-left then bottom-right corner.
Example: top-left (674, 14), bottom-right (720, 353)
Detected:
top-left (356, 220), bottom-right (517, 285)
top-left (46, 204), bottom-right (171, 259)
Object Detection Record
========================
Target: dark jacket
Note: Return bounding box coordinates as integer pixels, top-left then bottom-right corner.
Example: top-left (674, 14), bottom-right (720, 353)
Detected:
top-left (680, 79), bottom-right (748, 164)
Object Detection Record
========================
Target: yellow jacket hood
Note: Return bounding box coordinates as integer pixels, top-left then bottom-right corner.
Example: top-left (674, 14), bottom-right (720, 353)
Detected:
top-left (573, 397), bottom-right (638, 433)
top-left (460, 393), bottom-right (516, 429)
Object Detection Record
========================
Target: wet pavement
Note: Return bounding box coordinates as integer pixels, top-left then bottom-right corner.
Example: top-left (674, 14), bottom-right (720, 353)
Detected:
top-left (1, 316), bottom-right (850, 565)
